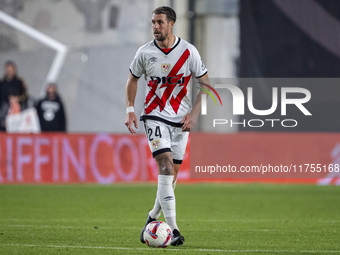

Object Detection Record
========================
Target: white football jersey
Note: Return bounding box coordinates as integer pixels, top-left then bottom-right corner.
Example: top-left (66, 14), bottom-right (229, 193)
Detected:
top-left (129, 37), bottom-right (207, 126)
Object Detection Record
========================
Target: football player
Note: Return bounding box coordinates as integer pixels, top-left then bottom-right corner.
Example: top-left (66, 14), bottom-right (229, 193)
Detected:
top-left (124, 6), bottom-right (210, 246)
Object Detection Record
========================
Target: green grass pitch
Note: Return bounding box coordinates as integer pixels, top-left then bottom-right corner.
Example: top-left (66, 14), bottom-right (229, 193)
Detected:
top-left (0, 183), bottom-right (339, 254)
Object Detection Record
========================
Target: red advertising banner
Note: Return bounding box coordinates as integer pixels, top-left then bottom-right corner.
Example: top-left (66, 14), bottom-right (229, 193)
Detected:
top-left (0, 133), bottom-right (339, 184)
top-left (190, 133), bottom-right (340, 184)
top-left (0, 133), bottom-right (184, 184)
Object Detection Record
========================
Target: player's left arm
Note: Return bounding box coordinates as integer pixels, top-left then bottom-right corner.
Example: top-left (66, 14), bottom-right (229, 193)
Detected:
top-left (180, 73), bottom-right (210, 132)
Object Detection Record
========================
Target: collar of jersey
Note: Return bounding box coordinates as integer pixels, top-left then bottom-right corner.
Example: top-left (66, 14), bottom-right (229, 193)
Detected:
top-left (154, 36), bottom-right (181, 55)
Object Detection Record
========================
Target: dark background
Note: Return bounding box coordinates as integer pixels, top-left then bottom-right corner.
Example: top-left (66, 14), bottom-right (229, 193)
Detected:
top-left (239, 0), bottom-right (340, 131)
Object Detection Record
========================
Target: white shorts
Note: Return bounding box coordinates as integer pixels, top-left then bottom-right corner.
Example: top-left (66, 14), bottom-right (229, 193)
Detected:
top-left (143, 119), bottom-right (189, 164)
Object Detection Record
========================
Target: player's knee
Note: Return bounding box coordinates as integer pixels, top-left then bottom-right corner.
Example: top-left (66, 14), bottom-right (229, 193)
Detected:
top-left (155, 153), bottom-right (173, 175)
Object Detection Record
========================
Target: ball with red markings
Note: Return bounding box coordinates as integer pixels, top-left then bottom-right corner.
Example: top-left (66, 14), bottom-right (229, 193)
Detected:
top-left (143, 221), bottom-right (172, 248)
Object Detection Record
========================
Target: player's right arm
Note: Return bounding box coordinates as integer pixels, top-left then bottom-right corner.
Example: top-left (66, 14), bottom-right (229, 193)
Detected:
top-left (124, 73), bottom-right (139, 134)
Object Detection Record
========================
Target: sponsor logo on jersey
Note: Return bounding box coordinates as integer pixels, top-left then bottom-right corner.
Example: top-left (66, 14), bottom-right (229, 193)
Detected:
top-left (161, 63), bottom-right (171, 72)
top-left (152, 140), bottom-right (160, 149)
top-left (145, 49), bottom-right (192, 115)
top-left (150, 76), bottom-right (185, 85)
top-left (149, 57), bottom-right (157, 63)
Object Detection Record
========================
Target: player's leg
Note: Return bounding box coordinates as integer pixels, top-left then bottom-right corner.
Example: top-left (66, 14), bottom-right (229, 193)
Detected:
top-left (140, 120), bottom-right (186, 246)
top-left (154, 151), bottom-right (179, 230)
top-left (140, 169), bottom-right (178, 244)
top-left (149, 164), bottom-right (178, 221)
top-left (168, 127), bottom-right (189, 246)
top-left (141, 161), bottom-right (178, 243)
top-left (156, 132), bottom-right (187, 238)
top-left (141, 152), bottom-right (180, 244)
top-left (140, 120), bottom-right (172, 243)
top-left (173, 163), bottom-right (180, 184)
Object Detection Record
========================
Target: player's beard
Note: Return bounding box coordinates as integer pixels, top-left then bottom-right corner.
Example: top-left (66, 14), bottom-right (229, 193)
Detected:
top-left (154, 31), bottom-right (168, 42)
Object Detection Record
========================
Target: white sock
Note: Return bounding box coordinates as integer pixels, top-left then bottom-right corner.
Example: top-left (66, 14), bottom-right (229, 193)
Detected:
top-left (157, 175), bottom-right (178, 231)
top-left (172, 179), bottom-right (177, 190)
top-left (149, 196), bottom-right (161, 219)
top-left (165, 216), bottom-right (178, 232)
top-left (149, 179), bottom-right (177, 219)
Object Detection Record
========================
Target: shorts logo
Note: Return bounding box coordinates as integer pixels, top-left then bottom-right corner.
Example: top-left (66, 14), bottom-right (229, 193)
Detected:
top-left (161, 63), bottom-right (171, 72)
top-left (152, 140), bottom-right (160, 149)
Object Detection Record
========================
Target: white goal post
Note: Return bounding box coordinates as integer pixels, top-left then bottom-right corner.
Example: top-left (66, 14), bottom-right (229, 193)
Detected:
top-left (0, 10), bottom-right (68, 96)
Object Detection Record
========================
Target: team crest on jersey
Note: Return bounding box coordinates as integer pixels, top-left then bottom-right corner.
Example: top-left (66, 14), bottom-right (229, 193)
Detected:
top-left (161, 63), bottom-right (171, 72)
top-left (152, 140), bottom-right (160, 149)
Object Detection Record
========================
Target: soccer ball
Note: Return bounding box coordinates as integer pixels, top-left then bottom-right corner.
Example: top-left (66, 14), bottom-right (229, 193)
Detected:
top-left (143, 221), bottom-right (172, 248)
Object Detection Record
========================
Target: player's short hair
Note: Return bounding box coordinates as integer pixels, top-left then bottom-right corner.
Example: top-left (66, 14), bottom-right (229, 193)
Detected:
top-left (153, 6), bottom-right (176, 23)
top-left (5, 60), bottom-right (16, 68)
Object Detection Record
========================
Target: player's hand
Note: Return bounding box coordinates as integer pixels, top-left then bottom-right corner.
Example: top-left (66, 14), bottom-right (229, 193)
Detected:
top-left (180, 112), bottom-right (198, 132)
top-left (124, 112), bottom-right (138, 134)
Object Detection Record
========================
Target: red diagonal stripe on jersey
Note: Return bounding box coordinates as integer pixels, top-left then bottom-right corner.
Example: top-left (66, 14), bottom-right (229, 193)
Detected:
top-left (145, 49), bottom-right (191, 114)
top-left (170, 74), bottom-right (191, 113)
top-left (168, 49), bottom-right (190, 77)
top-left (145, 80), bottom-right (158, 105)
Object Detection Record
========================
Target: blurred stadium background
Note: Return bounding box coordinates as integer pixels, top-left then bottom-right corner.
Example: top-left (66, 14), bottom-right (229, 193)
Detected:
top-left (0, 0), bottom-right (340, 184)
top-left (1, 1), bottom-right (340, 254)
